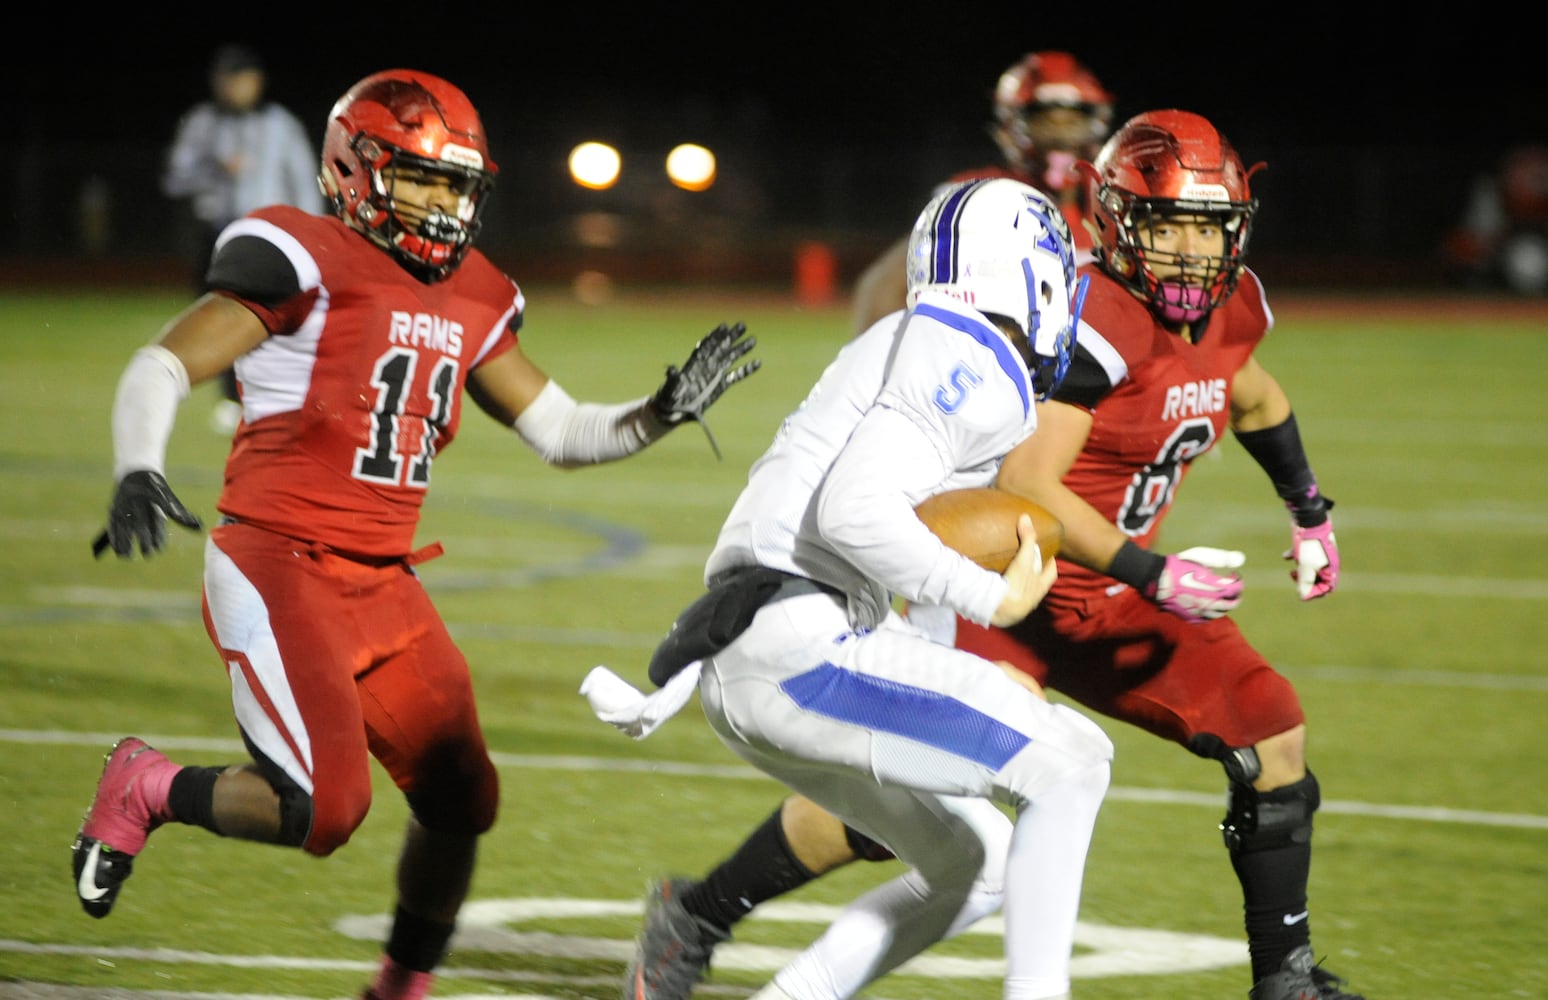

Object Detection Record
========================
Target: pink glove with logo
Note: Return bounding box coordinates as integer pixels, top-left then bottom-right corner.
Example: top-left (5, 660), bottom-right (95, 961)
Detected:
top-left (1150, 546), bottom-right (1245, 623)
top-left (1286, 516), bottom-right (1339, 600)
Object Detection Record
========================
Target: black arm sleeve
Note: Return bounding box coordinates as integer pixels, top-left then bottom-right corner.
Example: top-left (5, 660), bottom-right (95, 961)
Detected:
top-left (1233, 413), bottom-right (1332, 527)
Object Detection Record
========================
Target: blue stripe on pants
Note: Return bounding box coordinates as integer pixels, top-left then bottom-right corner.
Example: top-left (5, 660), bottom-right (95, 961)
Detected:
top-left (779, 662), bottom-right (1030, 770)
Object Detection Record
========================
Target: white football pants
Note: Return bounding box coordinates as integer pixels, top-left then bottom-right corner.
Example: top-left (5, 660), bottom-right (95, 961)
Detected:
top-left (699, 591), bottom-right (1113, 1000)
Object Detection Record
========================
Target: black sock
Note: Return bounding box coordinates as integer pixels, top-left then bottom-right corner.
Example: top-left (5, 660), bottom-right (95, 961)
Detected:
top-left (385, 905), bottom-right (456, 972)
top-left (685, 808), bottom-right (817, 932)
top-left (167, 766), bottom-right (224, 834)
top-left (1229, 785), bottom-right (1315, 981)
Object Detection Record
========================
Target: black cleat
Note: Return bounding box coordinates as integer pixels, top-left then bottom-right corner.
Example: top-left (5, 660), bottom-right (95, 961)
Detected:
top-left (622, 877), bottom-right (730, 1000)
top-left (1250, 945), bottom-right (1367, 1000)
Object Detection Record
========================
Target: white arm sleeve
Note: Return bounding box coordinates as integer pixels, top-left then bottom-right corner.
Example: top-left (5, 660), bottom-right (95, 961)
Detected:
top-left (512, 379), bottom-right (665, 468)
top-left (112, 345), bottom-right (191, 480)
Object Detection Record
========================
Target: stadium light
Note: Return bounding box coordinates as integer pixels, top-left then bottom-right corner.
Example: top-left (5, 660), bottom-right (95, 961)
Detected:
top-left (569, 142), bottom-right (621, 190)
top-left (666, 144), bottom-right (716, 192)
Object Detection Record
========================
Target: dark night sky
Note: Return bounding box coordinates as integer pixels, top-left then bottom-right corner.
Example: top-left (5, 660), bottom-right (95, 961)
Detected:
top-left (32, 9), bottom-right (1548, 158)
top-left (17, 6), bottom-right (1548, 267)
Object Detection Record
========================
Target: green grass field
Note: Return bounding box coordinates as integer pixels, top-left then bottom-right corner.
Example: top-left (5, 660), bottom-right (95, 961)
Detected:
top-left (1, 286), bottom-right (1545, 999)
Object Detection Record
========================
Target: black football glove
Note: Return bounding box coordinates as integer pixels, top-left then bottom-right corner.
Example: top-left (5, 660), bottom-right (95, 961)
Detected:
top-left (91, 470), bottom-right (204, 559)
top-left (650, 322), bottom-right (760, 460)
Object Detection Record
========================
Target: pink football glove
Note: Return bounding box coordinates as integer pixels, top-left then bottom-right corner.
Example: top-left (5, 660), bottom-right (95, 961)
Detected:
top-left (1150, 547), bottom-right (1245, 623)
top-left (1286, 517), bottom-right (1339, 600)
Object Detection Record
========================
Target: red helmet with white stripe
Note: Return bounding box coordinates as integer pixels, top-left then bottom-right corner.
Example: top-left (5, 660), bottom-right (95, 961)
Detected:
top-left (320, 69), bottom-right (498, 282)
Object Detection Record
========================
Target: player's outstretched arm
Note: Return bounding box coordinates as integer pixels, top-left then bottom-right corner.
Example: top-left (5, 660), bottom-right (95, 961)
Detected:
top-left (476, 322), bottom-right (758, 468)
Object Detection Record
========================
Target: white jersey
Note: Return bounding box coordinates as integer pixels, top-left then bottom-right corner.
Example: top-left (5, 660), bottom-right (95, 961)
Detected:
top-left (590, 292), bottom-right (1112, 1000)
top-left (705, 293), bottom-right (1037, 629)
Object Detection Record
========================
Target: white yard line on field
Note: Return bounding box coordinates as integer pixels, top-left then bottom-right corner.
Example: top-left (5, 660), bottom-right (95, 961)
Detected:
top-left (4, 728), bottom-right (1544, 830)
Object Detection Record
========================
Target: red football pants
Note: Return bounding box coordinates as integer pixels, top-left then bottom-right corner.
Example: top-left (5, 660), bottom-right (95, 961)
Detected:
top-left (956, 586), bottom-right (1304, 752)
top-left (201, 522), bottom-right (498, 855)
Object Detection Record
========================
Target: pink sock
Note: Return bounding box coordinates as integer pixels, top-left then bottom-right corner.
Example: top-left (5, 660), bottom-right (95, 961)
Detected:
top-left (368, 956), bottom-right (434, 1000)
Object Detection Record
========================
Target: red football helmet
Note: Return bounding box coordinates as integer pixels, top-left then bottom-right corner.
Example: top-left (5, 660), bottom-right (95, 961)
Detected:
top-left (990, 51), bottom-right (1114, 193)
top-left (320, 69), bottom-right (498, 281)
top-left (1082, 110), bottom-right (1264, 326)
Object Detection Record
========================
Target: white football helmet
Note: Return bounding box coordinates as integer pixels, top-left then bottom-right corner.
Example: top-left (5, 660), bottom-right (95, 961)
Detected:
top-left (906, 177), bottom-right (1087, 399)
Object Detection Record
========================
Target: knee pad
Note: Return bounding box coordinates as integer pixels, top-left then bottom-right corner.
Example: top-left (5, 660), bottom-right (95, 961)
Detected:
top-left (239, 734), bottom-right (314, 849)
top-left (1220, 771), bottom-right (1320, 854)
top-left (1188, 733), bottom-right (1263, 785)
top-left (844, 824), bottom-right (897, 863)
top-left (273, 775), bottom-right (315, 848)
top-left (404, 753), bottom-right (499, 836)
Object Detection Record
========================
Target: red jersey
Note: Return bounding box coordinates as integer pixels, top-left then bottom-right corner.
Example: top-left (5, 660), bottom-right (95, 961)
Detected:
top-left (1048, 266), bottom-right (1273, 606)
top-left (209, 206), bottom-right (522, 557)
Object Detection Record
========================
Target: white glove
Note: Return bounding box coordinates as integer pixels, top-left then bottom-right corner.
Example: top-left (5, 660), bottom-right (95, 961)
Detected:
top-left (580, 662), bottom-right (702, 740)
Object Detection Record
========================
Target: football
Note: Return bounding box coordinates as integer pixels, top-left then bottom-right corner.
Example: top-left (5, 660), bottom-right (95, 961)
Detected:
top-left (914, 487), bottom-right (1063, 573)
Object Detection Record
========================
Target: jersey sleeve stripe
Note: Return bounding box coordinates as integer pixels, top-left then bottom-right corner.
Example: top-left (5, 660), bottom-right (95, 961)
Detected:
top-left (1073, 319), bottom-right (1128, 385)
top-left (912, 301), bottom-right (1031, 416)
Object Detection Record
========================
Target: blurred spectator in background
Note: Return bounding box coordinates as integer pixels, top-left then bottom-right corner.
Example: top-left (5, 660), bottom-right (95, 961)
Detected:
top-left (849, 51), bottom-right (1114, 332)
top-left (1443, 144), bottom-right (1548, 295)
top-left (162, 44), bottom-right (324, 432)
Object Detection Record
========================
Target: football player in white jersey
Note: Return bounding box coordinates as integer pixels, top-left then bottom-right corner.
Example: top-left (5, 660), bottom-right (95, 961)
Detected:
top-left (610, 177), bottom-right (1112, 1000)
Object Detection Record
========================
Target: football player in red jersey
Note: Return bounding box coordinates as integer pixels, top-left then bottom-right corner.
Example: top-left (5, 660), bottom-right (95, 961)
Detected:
top-left (850, 51), bottom-right (1114, 333)
top-left (72, 69), bottom-right (758, 1000)
top-left (620, 112), bottom-right (1363, 1000)
top-left (952, 108), bottom-right (1355, 1000)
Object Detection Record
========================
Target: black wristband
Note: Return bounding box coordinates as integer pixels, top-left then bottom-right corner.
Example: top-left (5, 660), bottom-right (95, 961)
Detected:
top-left (1108, 539), bottom-right (1166, 593)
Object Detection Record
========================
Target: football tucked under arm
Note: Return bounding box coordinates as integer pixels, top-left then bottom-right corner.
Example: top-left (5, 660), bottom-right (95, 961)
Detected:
top-left (913, 487), bottom-right (1064, 571)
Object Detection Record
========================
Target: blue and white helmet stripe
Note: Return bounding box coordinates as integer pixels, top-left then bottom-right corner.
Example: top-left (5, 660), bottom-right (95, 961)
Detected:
top-left (925, 178), bottom-right (989, 284)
